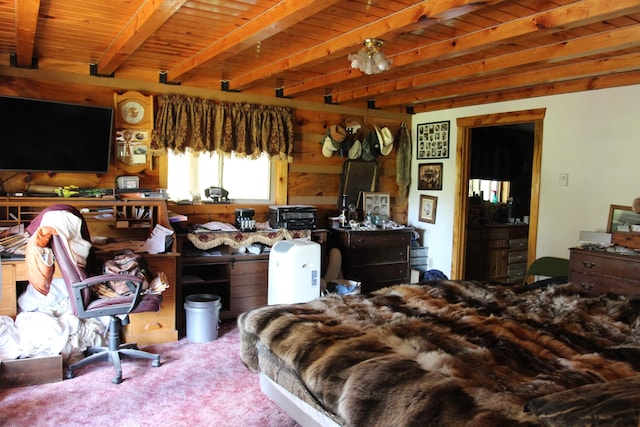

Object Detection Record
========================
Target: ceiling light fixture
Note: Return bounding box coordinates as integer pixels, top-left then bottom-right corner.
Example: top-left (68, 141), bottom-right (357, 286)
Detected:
top-left (348, 38), bottom-right (392, 75)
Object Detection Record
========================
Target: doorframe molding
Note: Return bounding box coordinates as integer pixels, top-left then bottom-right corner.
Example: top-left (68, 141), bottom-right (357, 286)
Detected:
top-left (451, 108), bottom-right (546, 280)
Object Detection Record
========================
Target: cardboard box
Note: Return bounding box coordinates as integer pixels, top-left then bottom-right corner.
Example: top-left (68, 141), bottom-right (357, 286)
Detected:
top-left (0, 355), bottom-right (62, 388)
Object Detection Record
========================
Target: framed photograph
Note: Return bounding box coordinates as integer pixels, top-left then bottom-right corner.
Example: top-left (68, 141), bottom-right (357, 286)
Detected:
top-left (417, 121), bottom-right (450, 159)
top-left (418, 163), bottom-right (443, 190)
top-left (419, 195), bottom-right (438, 224)
top-left (607, 204), bottom-right (640, 232)
top-left (362, 192), bottom-right (390, 219)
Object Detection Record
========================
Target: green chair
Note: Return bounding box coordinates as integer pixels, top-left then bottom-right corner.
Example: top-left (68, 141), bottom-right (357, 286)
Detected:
top-left (523, 256), bottom-right (570, 286)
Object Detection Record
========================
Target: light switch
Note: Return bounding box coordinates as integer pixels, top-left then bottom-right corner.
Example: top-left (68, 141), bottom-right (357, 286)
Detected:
top-left (559, 173), bottom-right (569, 187)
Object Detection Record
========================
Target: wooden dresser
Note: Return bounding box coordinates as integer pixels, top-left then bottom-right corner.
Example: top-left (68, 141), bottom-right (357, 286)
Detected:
top-left (333, 228), bottom-right (413, 293)
top-left (569, 247), bottom-right (640, 296)
top-left (465, 224), bottom-right (528, 284)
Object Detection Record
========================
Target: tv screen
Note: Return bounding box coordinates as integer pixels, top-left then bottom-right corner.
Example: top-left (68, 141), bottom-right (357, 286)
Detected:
top-left (0, 95), bottom-right (114, 173)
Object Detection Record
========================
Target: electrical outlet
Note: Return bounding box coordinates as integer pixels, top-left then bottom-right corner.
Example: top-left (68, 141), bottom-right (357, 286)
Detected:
top-left (559, 173), bottom-right (569, 187)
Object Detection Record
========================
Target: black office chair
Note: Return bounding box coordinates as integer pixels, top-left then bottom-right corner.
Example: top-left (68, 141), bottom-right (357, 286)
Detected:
top-left (26, 205), bottom-right (161, 384)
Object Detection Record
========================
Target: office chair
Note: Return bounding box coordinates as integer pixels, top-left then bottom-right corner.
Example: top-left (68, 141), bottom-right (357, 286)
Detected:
top-left (523, 256), bottom-right (570, 286)
top-left (26, 205), bottom-right (161, 384)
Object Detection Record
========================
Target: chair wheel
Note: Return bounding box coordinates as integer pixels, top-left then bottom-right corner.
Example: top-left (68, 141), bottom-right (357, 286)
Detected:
top-left (152, 358), bottom-right (161, 368)
top-left (64, 369), bottom-right (74, 380)
top-left (112, 375), bottom-right (123, 384)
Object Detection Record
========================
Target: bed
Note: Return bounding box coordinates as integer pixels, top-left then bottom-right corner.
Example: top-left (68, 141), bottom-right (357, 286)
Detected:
top-left (238, 280), bottom-right (640, 426)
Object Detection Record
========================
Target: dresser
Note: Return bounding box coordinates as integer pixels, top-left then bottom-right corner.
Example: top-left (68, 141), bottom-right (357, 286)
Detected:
top-left (333, 228), bottom-right (413, 293)
top-left (465, 224), bottom-right (528, 283)
top-left (569, 248), bottom-right (640, 296)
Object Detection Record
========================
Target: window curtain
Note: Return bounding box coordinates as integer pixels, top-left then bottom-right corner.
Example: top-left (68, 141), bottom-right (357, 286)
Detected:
top-left (151, 94), bottom-right (294, 161)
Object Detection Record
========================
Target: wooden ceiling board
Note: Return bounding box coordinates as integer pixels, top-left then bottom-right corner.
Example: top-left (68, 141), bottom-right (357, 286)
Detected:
top-left (1, 0), bottom-right (640, 112)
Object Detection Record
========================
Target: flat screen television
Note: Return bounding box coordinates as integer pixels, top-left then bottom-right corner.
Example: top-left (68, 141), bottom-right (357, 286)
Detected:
top-left (0, 95), bottom-right (114, 173)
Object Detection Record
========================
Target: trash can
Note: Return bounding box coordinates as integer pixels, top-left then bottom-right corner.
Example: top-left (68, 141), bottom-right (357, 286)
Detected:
top-left (184, 294), bottom-right (221, 343)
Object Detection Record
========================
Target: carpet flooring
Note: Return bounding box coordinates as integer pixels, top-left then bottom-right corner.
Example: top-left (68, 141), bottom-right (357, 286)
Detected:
top-left (0, 321), bottom-right (299, 427)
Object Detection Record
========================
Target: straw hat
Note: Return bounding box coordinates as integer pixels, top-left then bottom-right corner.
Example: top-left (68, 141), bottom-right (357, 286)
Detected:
top-left (379, 126), bottom-right (394, 156)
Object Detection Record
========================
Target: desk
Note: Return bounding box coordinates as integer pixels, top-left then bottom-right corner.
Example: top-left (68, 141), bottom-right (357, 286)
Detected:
top-left (0, 253), bottom-right (178, 346)
top-left (1, 259), bottom-right (28, 318)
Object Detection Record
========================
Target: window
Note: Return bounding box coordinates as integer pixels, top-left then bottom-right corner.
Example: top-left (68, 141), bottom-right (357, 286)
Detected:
top-left (468, 179), bottom-right (510, 203)
top-left (167, 150), bottom-right (273, 203)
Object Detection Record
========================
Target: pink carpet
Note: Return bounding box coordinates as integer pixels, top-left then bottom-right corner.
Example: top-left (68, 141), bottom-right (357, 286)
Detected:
top-left (0, 322), bottom-right (299, 427)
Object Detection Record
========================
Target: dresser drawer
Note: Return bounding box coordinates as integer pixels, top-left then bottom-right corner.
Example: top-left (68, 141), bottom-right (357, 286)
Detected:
top-left (508, 250), bottom-right (528, 264)
top-left (342, 231), bottom-right (411, 249)
top-left (570, 251), bottom-right (639, 279)
top-left (510, 238), bottom-right (528, 251)
top-left (569, 272), bottom-right (640, 296)
top-left (347, 246), bottom-right (409, 266)
top-left (347, 263), bottom-right (410, 285)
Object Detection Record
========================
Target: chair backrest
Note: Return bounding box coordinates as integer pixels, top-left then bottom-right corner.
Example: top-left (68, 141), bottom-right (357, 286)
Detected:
top-left (51, 234), bottom-right (93, 316)
top-left (524, 256), bottom-right (570, 284)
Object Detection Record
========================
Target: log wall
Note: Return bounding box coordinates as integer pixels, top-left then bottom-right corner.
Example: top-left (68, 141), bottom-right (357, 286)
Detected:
top-left (0, 72), bottom-right (409, 229)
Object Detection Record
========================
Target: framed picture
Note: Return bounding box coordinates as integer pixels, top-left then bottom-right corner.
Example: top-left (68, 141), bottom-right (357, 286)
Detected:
top-left (362, 192), bottom-right (390, 219)
top-left (419, 195), bottom-right (438, 224)
top-left (417, 121), bottom-right (450, 159)
top-left (418, 163), bottom-right (443, 190)
top-left (607, 204), bottom-right (640, 232)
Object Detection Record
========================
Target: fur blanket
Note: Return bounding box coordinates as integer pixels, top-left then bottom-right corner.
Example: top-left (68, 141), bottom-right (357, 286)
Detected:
top-left (238, 280), bottom-right (640, 426)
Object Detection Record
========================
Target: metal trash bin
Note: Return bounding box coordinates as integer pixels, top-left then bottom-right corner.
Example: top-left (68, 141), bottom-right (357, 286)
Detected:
top-left (184, 294), bottom-right (221, 343)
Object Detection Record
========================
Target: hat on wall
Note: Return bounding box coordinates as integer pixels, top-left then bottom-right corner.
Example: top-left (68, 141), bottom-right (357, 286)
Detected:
top-left (344, 117), bottom-right (364, 140)
top-left (378, 126), bottom-right (394, 156)
top-left (348, 139), bottom-right (362, 159)
top-left (361, 130), bottom-right (380, 161)
top-left (321, 134), bottom-right (338, 157)
top-left (329, 124), bottom-right (347, 149)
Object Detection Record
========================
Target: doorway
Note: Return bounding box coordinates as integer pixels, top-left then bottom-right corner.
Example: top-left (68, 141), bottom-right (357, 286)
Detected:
top-left (450, 109), bottom-right (545, 280)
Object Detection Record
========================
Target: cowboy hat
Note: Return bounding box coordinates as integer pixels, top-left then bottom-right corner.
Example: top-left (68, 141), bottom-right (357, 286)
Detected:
top-left (348, 139), bottom-right (362, 159)
top-left (379, 126), bottom-right (394, 156)
top-left (361, 130), bottom-right (380, 161)
top-left (329, 124), bottom-right (347, 149)
top-left (321, 134), bottom-right (338, 157)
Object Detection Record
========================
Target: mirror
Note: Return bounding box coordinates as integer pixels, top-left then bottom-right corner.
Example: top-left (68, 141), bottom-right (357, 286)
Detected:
top-left (338, 160), bottom-right (379, 210)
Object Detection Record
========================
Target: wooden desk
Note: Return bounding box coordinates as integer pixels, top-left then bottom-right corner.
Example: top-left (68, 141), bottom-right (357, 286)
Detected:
top-left (1, 253), bottom-right (178, 346)
top-left (0, 197), bottom-right (179, 345)
top-left (1, 259), bottom-right (28, 318)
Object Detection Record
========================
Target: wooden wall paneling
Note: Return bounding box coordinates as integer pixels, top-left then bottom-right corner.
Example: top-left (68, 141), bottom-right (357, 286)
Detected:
top-left (0, 74), bottom-right (409, 229)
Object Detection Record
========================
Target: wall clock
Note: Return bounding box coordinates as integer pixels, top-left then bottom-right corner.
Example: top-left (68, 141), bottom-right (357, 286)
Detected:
top-left (120, 100), bottom-right (145, 125)
top-left (114, 90), bottom-right (153, 129)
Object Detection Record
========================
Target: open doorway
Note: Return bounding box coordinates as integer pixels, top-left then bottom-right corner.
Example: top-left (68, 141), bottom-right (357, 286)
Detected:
top-left (450, 109), bottom-right (545, 281)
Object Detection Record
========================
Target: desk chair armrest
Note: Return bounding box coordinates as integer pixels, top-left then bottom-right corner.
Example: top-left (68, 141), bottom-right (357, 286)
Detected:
top-left (71, 274), bottom-right (145, 318)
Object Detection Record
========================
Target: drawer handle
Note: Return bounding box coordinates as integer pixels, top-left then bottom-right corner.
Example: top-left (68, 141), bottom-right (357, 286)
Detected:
top-left (582, 261), bottom-right (596, 268)
top-left (580, 282), bottom-right (594, 290)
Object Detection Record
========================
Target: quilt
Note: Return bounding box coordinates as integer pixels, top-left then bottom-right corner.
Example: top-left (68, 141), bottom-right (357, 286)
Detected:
top-left (239, 280), bottom-right (640, 426)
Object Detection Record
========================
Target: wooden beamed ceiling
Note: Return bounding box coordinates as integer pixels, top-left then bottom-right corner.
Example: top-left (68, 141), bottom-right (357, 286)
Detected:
top-left (3, 0), bottom-right (640, 113)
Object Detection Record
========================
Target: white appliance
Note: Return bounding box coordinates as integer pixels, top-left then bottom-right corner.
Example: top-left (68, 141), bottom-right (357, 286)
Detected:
top-left (268, 239), bottom-right (321, 305)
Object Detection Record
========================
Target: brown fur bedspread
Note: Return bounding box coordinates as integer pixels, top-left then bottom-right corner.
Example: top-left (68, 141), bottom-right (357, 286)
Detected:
top-left (238, 280), bottom-right (640, 426)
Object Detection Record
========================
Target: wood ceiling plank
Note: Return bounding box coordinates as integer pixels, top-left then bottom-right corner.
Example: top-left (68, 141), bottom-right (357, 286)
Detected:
top-left (412, 69), bottom-right (640, 113)
top-left (164, 0), bottom-right (341, 83)
top-left (227, 0), bottom-right (506, 91)
top-left (14, 0), bottom-right (41, 67)
top-left (97, 0), bottom-right (188, 76)
top-left (290, 0), bottom-right (640, 100)
top-left (336, 23), bottom-right (640, 106)
top-left (383, 51), bottom-right (640, 108)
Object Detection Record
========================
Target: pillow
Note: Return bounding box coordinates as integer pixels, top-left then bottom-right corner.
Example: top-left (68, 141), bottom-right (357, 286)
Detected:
top-left (525, 376), bottom-right (640, 426)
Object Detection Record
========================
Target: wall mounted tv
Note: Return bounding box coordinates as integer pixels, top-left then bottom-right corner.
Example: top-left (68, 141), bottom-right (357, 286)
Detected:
top-left (0, 95), bottom-right (114, 174)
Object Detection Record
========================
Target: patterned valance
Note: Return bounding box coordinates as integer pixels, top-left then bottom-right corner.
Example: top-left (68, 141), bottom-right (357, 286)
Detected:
top-left (151, 94), bottom-right (294, 161)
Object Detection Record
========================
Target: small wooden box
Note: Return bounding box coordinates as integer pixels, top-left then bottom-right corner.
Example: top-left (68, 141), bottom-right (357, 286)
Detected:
top-left (0, 355), bottom-right (62, 388)
top-left (612, 232), bottom-right (640, 250)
